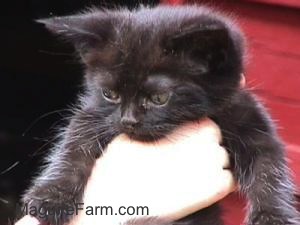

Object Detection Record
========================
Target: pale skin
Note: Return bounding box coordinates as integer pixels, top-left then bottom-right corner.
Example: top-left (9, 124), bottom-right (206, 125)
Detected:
top-left (16, 119), bottom-right (236, 225)
top-left (16, 74), bottom-right (245, 225)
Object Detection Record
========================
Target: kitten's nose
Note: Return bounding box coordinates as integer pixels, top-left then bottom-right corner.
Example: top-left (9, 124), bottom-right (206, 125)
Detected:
top-left (121, 116), bottom-right (138, 130)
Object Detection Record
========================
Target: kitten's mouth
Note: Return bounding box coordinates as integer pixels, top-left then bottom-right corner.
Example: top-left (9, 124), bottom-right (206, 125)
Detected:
top-left (121, 128), bottom-right (165, 142)
top-left (127, 133), bottom-right (165, 142)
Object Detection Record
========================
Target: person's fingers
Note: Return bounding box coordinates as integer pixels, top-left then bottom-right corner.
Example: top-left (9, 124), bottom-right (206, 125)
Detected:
top-left (194, 170), bottom-right (236, 209)
top-left (15, 216), bottom-right (40, 225)
top-left (216, 170), bottom-right (237, 197)
top-left (196, 118), bottom-right (222, 144)
top-left (164, 169), bottom-right (236, 221)
top-left (215, 145), bottom-right (231, 169)
top-left (77, 117), bottom-right (232, 224)
top-left (167, 118), bottom-right (222, 145)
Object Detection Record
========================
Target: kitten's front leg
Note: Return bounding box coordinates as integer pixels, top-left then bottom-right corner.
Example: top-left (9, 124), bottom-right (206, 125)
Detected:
top-left (22, 148), bottom-right (95, 225)
top-left (23, 150), bottom-right (94, 225)
top-left (244, 149), bottom-right (299, 225)
top-left (229, 136), bottom-right (299, 225)
top-left (22, 115), bottom-right (116, 225)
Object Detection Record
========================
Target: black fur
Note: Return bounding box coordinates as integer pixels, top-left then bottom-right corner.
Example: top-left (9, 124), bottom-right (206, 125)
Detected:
top-left (22, 5), bottom-right (299, 225)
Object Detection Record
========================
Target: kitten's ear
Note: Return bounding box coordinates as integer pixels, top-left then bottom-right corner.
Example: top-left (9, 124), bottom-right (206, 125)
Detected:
top-left (164, 24), bottom-right (231, 63)
top-left (37, 13), bottom-right (113, 54)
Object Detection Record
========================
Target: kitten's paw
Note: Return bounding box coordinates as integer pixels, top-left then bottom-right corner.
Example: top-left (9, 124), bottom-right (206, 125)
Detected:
top-left (23, 188), bottom-right (81, 225)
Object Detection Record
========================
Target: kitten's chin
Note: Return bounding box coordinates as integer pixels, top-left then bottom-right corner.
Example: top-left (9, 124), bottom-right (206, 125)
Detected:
top-left (125, 131), bottom-right (166, 143)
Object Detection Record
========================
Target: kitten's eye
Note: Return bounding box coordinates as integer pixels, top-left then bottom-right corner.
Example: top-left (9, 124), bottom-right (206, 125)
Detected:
top-left (102, 88), bottom-right (120, 103)
top-left (150, 93), bottom-right (170, 105)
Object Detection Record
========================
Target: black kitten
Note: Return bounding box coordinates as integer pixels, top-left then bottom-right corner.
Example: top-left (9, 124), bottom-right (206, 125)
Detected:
top-left (22, 5), bottom-right (299, 225)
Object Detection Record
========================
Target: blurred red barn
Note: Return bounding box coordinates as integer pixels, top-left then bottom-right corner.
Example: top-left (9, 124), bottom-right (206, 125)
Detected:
top-left (162, 0), bottom-right (300, 224)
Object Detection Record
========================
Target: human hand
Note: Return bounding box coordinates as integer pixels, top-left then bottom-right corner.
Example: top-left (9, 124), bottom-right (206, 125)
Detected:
top-left (16, 119), bottom-right (236, 225)
top-left (71, 118), bottom-right (236, 225)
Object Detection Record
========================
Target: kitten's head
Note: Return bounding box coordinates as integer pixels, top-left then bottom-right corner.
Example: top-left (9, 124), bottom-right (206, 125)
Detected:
top-left (39, 5), bottom-right (245, 141)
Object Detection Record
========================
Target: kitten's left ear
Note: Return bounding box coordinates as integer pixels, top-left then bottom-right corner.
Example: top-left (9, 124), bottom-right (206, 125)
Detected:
top-left (164, 24), bottom-right (232, 64)
top-left (37, 13), bottom-right (113, 54)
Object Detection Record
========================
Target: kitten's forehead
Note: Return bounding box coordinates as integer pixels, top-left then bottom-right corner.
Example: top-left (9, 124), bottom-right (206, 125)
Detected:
top-left (94, 67), bottom-right (176, 93)
top-left (145, 75), bottom-right (174, 89)
top-left (80, 5), bottom-right (243, 91)
top-left (105, 6), bottom-right (231, 70)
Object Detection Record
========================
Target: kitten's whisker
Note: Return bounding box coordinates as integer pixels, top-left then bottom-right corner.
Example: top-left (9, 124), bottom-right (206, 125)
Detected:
top-left (0, 161), bottom-right (20, 175)
top-left (22, 109), bottom-right (71, 137)
top-left (164, 135), bottom-right (177, 145)
top-left (29, 134), bottom-right (62, 157)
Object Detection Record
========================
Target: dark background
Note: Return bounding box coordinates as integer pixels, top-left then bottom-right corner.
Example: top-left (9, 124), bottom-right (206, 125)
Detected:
top-left (0, 0), bottom-right (159, 223)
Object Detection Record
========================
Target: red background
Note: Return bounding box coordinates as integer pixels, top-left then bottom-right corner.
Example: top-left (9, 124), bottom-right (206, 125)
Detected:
top-left (162, 1), bottom-right (300, 224)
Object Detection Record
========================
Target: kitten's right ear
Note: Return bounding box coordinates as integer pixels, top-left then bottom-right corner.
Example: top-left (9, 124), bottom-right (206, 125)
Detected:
top-left (37, 13), bottom-right (113, 53)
